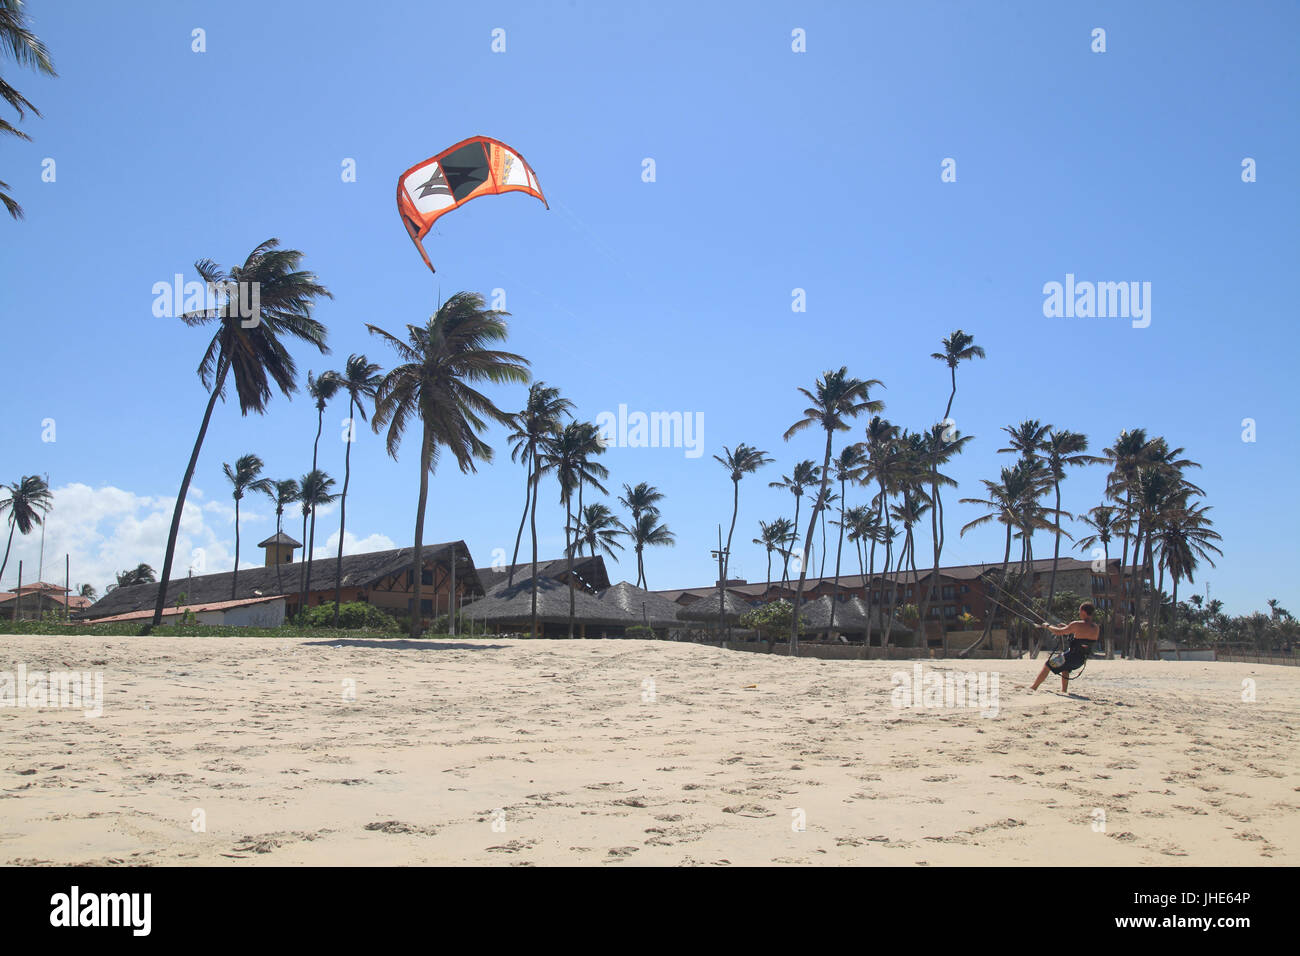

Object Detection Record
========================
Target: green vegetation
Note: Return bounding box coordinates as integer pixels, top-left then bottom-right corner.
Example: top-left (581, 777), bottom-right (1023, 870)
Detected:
top-left (1, 619), bottom-right (468, 640)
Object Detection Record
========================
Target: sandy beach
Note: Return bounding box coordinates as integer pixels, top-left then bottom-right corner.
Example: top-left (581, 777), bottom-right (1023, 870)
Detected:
top-left (1, 635), bottom-right (1295, 866)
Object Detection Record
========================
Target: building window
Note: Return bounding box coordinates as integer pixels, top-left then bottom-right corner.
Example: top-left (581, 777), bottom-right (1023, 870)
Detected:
top-left (422, 569), bottom-right (434, 586)
top-left (943, 606), bottom-right (956, 618)
top-left (420, 599), bottom-right (433, 615)
top-left (960, 584), bottom-right (970, 593)
top-left (942, 586), bottom-right (954, 600)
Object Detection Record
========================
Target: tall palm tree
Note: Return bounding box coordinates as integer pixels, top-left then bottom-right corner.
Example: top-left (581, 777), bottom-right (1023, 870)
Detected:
top-left (863, 416), bottom-right (902, 643)
top-left (306, 370), bottom-right (341, 468)
top-left (1154, 499), bottom-right (1221, 649)
top-left (1076, 504), bottom-right (1119, 657)
top-left (539, 421), bottom-right (609, 638)
top-left (0, 474), bottom-right (52, 582)
top-left (507, 383), bottom-right (573, 586)
top-left (297, 469), bottom-right (337, 620)
top-left (713, 443), bottom-right (774, 589)
top-left (1, 0), bottom-right (57, 220)
top-left (331, 354), bottom-right (382, 625)
top-left (368, 292), bottom-right (529, 638)
top-left (1102, 428), bottom-right (1150, 655)
top-left (921, 422), bottom-right (970, 654)
top-left (618, 482), bottom-right (665, 588)
top-left (628, 512), bottom-right (675, 589)
top-left (827, 443), bottom-right (867, 633)
top-left (768, 460), bottom-right (818, 588)
top-left (152, 240), bottom-right (331, 625)
top-left (783, 368), bottom-right (884, 653)
top-left (570, 421), bottom-right (609, 559)
top-left (263, 478), bottom-right (300, 595)
top-left (223, 454), bottom-right (272, 599)
top-left (1039, 429), bottom-right (1101, 609)
top-left (931, 329), bottom-right (985, 421)
top-left (573, 502), bottom-right (627, 564)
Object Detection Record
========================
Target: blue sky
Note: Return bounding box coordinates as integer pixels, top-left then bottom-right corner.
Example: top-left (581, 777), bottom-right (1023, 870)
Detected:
top-left (1, 0), bottom-right (1296, 612)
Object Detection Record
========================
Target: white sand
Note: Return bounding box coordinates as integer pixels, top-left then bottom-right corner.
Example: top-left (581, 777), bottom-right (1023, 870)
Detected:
top-left (1, 635), bottom-right (1295, 866)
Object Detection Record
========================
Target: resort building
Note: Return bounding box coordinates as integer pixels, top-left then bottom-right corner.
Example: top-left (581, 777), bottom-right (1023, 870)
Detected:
top-left (0, 581), bottom-right (93, 621)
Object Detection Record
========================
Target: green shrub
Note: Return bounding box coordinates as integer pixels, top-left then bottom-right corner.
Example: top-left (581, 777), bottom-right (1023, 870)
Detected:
top-left (302, 601), bottom-right (399, 631)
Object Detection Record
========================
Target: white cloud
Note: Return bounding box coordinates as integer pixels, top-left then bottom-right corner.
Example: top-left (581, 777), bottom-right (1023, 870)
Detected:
top-left (0, 482), bottom-right (389, 600)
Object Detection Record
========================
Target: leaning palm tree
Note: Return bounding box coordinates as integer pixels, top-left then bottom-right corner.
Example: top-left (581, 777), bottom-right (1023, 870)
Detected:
top-left (506, 383), bottom-right (573, 586)
top-left (77, 582), bottom-right (97, 602)
top-left (297, 469), bottom-right (337, 620)
top-left (1, 0), bottom-right (57, 220)
top-left (152, 240), bottom-right (331, 625)
top-left (115, 563), bottom-right (157, 589)
top-left (713, 443), bottom-right (774, 588)
top-left (330, 354), bottom-right (382, 625)
top-left (223, 454), bottom-right (272, 599)
top-left (618, 482), bottom-right (665, 588)
top-left (782, 368), bottom-right (884, 653)
top-left (263, 478), bottom-right (300, 595)
top-left (368, 292), bottom-right (529, 638)
top-left (628, 511), bottom-right (676, 590)
top-left (0, 474), bottom-right (52, 582)
top-left (768, 460), bottom-right (818, 588)
top-left (931, 330), bottom-right (985, 421)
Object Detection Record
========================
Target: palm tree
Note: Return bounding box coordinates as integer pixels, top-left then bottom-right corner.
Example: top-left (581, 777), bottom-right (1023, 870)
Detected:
top-left (570, 422), bottom-right (609, 560)
top-left (628, 512), bottom-right (676, 589)
top-left (331, 354), bottom-right (382, 625)
top-left (920, 422), bottom-right (970, 654)
top-left (931, 330), bottom-right (985, 421)
top-left (77, 582), bottom-right (97, 602)
top-left (0, 474), bottom-right (52, 582)
top-left (768, 460), bottom-right (818, 588)
top-left (1155, 499), bottom-right (1221, 648)
top-left (783, 368), bottom-right (885, 653)
top-left (507, 383), bottom-right (573, 587)
top-left (539, 421), bottom-right (609, 637)
top-left (618, 482), bottom-right (665, 588)
top-left (223, 454), bottom-right (272, 599)
top-left (306, 370), bottom-right (342, 472)
top-left (863, 416), bottom-right (902, 643)
top-left (957, 460), bottom-right (1051, 654)
top-left (713, 443), bottom-right (774, 588)
top-left (1, 0), bottom-right (56, 220)
top-left (1038, 429), bottom-right (1101, 609)
top-left (263, 478), bottom-right (300, 595)
top-left (840, 504), bottom-right (877, 580)
top-left (152, 240), bottom-right (331, 625)
top-left (753, 517), bottom-right (795, 599)
top-left (113, 564), bottom-right (156, 589)
top-left (297, 469), bottom-right (337, 620)
top-left (574, 503), bottom-right (627, 564)
top-left (368, 292), bottom-right (529, 638)
top-left (1076, 505), bottom-right (1119, 657)
top-left (827, 443), bottom-right (867, 633)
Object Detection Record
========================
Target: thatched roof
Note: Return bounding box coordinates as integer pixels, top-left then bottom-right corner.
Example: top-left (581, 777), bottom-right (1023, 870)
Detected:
top-left (79, 541), bottom-right (482, 620)
top-left (461, 576), bottom-right (637, 628)
top-left (598, 582), bottom-right (683, 627)
top-left (798, 595), bottom-right (868, 631)
top-left (676, 590), bottom-right (753, 623)
top-left (476, 555), bottom-right (611, 596)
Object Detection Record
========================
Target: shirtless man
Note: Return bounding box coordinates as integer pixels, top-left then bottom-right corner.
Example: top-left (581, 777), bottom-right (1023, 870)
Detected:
top-left (1029, 603), bottom-right (1100, 693)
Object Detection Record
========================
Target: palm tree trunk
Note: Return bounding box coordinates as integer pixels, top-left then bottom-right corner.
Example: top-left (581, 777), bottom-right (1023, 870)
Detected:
top-left (785, 493), bottom-right (801, 590)
top-left (960, 524), bottom-right (1012, 656)
top-left (273, 509), bottom-right (284, 596)
top-left (299, 506), bottom-right (310, 618)
top-left (1047, 478), bottom-right (1063, 610)
top-left (790, 434), bottom-right (834, 654)
top-left (829, 477), bottom-right (847, 634)
top-left (231, 495), bottom-right (241, 600)
top-left (0, 521), bottom-right (15, 582)
top-left (724, 478), bottom-right (739, 584)
top-left (507, 449), bottom-right (531, 586)
top-left (943, 365), bottom-right (957, 420)
top-left (409, 426), bottom-right (432, 639)
top-left (928, 465), bottom-right (945, 656)
top-left (566, 492), bottom-right (575, 639)
top-left (306, 504), bottom-right (319, 625)
top-left (529, 467), bottom-right (540, 637)
top-left (153, 354), bottom-right (229, 626)
top-left (636, 543), bottom-right (645, 590)
top-left (333, 395), bottom-right (356, 626)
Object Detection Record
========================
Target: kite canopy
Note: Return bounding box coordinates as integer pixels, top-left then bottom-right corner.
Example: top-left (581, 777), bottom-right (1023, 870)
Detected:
top-left (396, 135), bottom-right (548, 272)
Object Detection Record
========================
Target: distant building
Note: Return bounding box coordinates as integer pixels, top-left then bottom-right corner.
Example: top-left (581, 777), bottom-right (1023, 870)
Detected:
top-left (0, 581), bottom-right (92, 622)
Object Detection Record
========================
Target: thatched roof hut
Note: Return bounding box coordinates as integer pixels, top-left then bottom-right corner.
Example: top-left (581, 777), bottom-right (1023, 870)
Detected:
top-left (475, 555), bottom-right (610, 597)
top-left (461, 575), bottom-right (636, 632)
top-left (676, 590), bottom-right (753, 624)
top-left (598, 581), bottom-right (683, 628)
